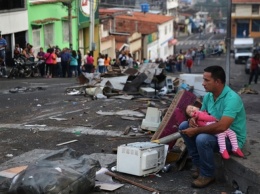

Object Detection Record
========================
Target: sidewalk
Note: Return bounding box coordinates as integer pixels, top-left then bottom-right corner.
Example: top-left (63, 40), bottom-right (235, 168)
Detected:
top-left (221, 82), bottom-right (260, 193)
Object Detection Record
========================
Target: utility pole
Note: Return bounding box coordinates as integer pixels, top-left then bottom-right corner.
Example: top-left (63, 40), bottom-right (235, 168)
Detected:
top-left (225, 0), bottom-right (232, 86)
top-left (62, 0), bottom-right (74, 49)
top-left (89, 0), bottom-right (95, 52)
top-left (68, 2), bottom-right (72, 49)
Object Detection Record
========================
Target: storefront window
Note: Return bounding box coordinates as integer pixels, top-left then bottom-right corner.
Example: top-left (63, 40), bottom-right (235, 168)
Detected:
top-left (0, 0), bottom-right (25, 11)
top-left (252, 20), bottom-right (260, 32)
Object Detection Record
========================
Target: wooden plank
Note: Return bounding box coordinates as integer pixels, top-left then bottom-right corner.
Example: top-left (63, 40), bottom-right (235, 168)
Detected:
top-left (0, 166), bottom-right (28, 178)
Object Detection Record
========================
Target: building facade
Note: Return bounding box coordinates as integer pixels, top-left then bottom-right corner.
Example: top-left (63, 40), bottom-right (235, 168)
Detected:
top-left (78, 0), bottom-right (100, 64)
top-left (232, 0), bottom-right (260, 38)
top-left (0, 0), bottom-right (28, 65)
top-left (27, 0), bottom-right (78, 53)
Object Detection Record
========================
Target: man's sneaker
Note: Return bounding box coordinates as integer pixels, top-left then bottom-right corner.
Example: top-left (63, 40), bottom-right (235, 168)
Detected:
top-left (191, 168), bottom-right (199, 179)
top-left (191, 176), bottom-right (215, 188)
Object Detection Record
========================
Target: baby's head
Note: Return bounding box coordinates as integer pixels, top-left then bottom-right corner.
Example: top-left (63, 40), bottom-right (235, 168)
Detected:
top-left (186, 105), bottom-right (200, 118)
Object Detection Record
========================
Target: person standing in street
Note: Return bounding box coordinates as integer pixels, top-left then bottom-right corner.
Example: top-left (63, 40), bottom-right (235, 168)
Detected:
top-left (68, 50), bottom-right (78, 77)
top-left (0, 33), bottom-right (7, 65)
top-left (77, 50), bottom-right (82, 75)
top-left (249, 52), bottom-right (259, 85)
top-left (97, 54), bottom-right (105, 73)
top-left (60, 48), bottom-right (70, 77)
top-left (44, 48), bottom-right (56, 78)
top-left (83, 51), bottom-right (94, 73)
top-left (179, 66), bottom-right (246, 188)
top-left (104, 54), bottom-right (111, 72)
top-left (36, 47), bottom-right (46, 77)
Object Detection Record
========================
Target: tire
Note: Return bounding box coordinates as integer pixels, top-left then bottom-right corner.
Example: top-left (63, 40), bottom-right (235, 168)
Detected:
top-left (32, 67), bottom-right (40, 77)
top-left (23, 66), bottom-right (32, 78)
top-left (8, 68), bottom-right (16, 79)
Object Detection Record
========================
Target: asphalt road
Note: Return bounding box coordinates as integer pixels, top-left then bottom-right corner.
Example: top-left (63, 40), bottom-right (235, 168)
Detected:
top-left (0, 34), bottom-right (249, 193)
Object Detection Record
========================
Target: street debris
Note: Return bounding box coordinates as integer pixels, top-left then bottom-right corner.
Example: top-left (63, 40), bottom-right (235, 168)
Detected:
top-left (105, 171), bottom-right (160, 193)
top-left (7, 148), bottom-right (100, 194)
top-left (9, 86), bottom-right (46, 93)
top-left (56, 139), bottom-right (78, 146)
top-left (49, 116), bottom-right (68, 121)
top-left (141, 107), bottom-right (161, 131)
top-left (121, 116), bottom-right (142, 121)
top-left (0, 166), bottom-right (27, 178)
top-left (238, 86), bottom-right (258, 94)
top-left (96, 110), bottom-right (145, 118)
top-left (95, 168), bottom-right (124, 191)
top-left (24, 124), bottom-right (46, 127)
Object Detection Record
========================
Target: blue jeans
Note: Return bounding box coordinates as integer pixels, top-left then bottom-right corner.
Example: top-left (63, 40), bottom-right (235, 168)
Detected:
top-left (179, 121), bottom-right (232, 177)
top-left (69, 66), bottom-right (78, 77)
top-left (0, 50), bottom-right (5, 63)
top-left (98, 66), bottom-right (105, 73)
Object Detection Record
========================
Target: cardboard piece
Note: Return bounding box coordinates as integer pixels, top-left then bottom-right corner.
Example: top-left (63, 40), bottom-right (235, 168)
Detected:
top-left (0, 166), bottom-right (28, 178)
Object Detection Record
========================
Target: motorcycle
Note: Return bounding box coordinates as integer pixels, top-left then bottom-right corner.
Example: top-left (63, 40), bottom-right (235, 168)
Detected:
top-left (8, 56), bottom-right (41, 78)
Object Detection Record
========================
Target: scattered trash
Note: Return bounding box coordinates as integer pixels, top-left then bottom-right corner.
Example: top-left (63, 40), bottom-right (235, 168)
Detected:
top-left (96, 93), bottom-right (107, 99)
top-left (36, 104), bottom-right (41, 107)
top-left (8, 148), bottom-right (100, 194)
top-left (111, 166), bottom-right (116, 172)
top-left (49, 116), bottom-right (68, 121)
top-left (141, 107), bottom-right (161, 131)
top-left (232, 190), bottom-right (243, 194)
top-left (121, 116), bottom-right (142, 121)
top-left (9, 86), bottom-right (46, 93)
top-left (96, 110), bottom-right (145, 118)
top-left (6, 154), bottom-right (13, 158)
top-left (0, 166), bottom-right (27, 178)
top-left (105, 171), bottom-right (160, 193)
top-left (24, 124), bottom-right (46, 127)
top-left (56, 139), bottom-right (78, 146)
top-left (67, 90), bottom-right (81, 95)
top-left (74, 131), bottom-right (81, 136)
top-left (159, 86), bottom-right (168, 95)
top-left (122, 125), bottom-right (132, 135)
top-left (238, 86), bottom-right (258, 94)
top-left (95, 168), bottom-right (124, 191)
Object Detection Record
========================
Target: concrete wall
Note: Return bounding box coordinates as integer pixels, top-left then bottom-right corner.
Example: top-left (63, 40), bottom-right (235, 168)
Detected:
top-left (158, 20), bottom-right (174, 59)
top-left (27, 1), bottom-right (78, 52)
top-left (0, 11), bottom-right (28, 35)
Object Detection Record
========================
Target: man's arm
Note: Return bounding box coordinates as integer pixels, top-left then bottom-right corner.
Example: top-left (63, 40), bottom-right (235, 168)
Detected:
top-left (182, 116), bottom-right (234, 137)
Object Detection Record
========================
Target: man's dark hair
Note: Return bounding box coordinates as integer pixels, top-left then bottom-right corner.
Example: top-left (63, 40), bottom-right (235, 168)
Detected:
top-left (204, 65), bottom-right (226, 84)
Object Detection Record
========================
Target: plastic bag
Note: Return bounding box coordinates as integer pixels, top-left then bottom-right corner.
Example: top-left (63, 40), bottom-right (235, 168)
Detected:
top-left (8, 148), bottom-right (100, 194)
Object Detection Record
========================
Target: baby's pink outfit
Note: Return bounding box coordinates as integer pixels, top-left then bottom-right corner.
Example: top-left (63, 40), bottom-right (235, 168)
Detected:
top-left (193, 111), bottom-right (244, 159)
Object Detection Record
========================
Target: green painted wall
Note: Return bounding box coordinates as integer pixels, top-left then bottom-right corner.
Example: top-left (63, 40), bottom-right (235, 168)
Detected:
top-left (27, 1), bottom-right (78, 51)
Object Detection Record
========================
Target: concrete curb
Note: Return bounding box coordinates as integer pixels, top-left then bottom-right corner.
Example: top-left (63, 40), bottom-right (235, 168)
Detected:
top-left (223, 84), bottom-right (260, 193)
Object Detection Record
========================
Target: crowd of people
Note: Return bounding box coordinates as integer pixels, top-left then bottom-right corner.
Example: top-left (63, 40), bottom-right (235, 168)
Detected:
top-left (164, 43), bottom-right (224, 74)
top-left (11, 44), bottom-right (83, 78)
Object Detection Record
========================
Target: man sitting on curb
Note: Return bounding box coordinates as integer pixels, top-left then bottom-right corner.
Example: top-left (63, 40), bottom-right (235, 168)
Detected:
top-left (179, 65), bottom-right (247, 188)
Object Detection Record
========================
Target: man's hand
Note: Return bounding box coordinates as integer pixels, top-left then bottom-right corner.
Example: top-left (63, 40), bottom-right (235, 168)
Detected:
top-left (181, 127), bottom-right (198, 137)
top-left (189, 117), bottom-right (198, 128)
